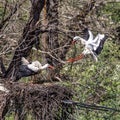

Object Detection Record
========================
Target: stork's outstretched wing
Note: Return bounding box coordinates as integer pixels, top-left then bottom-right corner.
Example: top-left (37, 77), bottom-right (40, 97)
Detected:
top-left (69, 28), bottom-right (107, 63)
top-left (87, 30), bottom-right (94, 41)
top-left (82, 28), bottom-right (89, 40)
top-left (95, 35), bottom-right (107, 55)
top-left (83, 28), bottom-right (94, 41)
top-left (92, 34), bottom-right (105, 51)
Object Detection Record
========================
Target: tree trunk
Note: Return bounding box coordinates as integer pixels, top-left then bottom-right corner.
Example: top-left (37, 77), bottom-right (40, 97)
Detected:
top-left (41, 0), bottom-right (60, 80)
top-left (4, 0), bottom-right (45, 81)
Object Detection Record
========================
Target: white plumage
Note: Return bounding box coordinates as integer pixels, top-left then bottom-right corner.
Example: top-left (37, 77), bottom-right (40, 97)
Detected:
top-left (27, 61), bottom-right (51, 72)
top-left (21, 57), bottom-right (54, 72)
top-left (21, 57), bottom-right (30, 65)
top-left (16, 57), bottom-right (54, 80)
top-left (72, 29), bottom-right (107, 62)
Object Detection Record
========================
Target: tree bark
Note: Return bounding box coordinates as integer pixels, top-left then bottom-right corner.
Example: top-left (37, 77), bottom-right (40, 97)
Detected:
top-left (41, 0), bottom-right (60, 80)
top-left (4, 0), bottom-right (45, 81)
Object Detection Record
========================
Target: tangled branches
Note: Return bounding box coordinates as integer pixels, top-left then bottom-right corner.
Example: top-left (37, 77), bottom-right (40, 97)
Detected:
top-left (0, 82), bottom-right (73, 120)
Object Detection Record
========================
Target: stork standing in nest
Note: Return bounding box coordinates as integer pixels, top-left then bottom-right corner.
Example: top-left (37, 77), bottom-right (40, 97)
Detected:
top-left (67, 28), bottom-right (107, 63)
top-left (16, 57), bottom-right (54, 82)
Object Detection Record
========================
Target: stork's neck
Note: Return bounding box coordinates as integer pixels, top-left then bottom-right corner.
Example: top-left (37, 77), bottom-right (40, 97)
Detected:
top-left (40, 64), bottom-right (49, 70)
top-left (79, 37), bottom-right (86, 45)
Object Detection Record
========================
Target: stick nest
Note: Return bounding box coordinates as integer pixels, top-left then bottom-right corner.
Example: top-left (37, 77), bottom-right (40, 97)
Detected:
top-left (0, 82), bottom-right (73, 120)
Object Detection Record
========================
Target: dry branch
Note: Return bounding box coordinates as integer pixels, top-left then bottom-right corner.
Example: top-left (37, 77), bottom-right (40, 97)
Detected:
top-left (0, 82), bottom-right (73, 120)
top-left (0, 0), bottom-right (26, 30)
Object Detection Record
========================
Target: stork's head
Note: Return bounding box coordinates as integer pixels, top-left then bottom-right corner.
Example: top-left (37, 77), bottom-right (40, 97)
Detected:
top-left (31, 61), bottom-right (54, 69)
top-left (72, 36), bottom-right (86, 45)
top-left (72, 36), bottom-right (80, 44)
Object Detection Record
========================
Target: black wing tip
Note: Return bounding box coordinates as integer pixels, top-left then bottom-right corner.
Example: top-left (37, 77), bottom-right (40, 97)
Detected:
top-left (103, 35), bottom-right (108, 41)
top-left (82, 28), bottom-right (90, 40)
top-left (83, 28), bottom-right (89, 32)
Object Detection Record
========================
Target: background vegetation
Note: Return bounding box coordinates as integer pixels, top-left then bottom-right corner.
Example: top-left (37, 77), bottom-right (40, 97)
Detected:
top-left (0, 0), bottom-right (120, 119)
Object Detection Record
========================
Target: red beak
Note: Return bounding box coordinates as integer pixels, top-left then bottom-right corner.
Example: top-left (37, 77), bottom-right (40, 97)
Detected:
top-left (71, 40), bottom-right (76, 45)
top-left (48, 65), bottom-right (55, 69)
top-left (66, 54), bottom-right (84, 63)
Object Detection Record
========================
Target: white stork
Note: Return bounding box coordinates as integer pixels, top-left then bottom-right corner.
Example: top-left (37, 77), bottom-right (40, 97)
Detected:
top-left (67, 29), bottom-right (107, 62)
top-left (16, 57), bottom-right (54, 80)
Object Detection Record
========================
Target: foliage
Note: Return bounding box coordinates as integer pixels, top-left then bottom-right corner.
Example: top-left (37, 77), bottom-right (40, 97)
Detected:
top-left (60, 1), bottom-right (120, 119)
top-left (102, 2), bottom-right (120, 23)
top-left (0, 0), bottom-right (120, 120)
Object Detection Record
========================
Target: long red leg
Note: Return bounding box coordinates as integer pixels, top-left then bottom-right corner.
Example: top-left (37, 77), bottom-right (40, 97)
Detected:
top-left (66, 54), bottom-right (84, 63)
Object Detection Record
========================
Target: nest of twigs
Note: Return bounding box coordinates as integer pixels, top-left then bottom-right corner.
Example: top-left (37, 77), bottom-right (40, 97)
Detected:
top-left (0, 82), bottom-right (73, 120)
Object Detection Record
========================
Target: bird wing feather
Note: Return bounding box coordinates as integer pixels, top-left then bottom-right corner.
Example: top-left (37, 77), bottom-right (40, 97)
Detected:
top-left (91, 34), bottom-right (105, 51)
top-left (87, 30), bottom-right (94, 42)
top-left (94, 34), bottom-right (107, 55)
top-left (83, 29), bottom-right (94, 41)
top-left (27, 64), bottom-right (40, 72)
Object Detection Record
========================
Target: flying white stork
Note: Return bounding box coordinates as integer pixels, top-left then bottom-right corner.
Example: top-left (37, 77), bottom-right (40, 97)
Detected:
top-left (16, 57), bottom-right (54, 80)
top-left (67, 29), bottom-right (107, 62)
